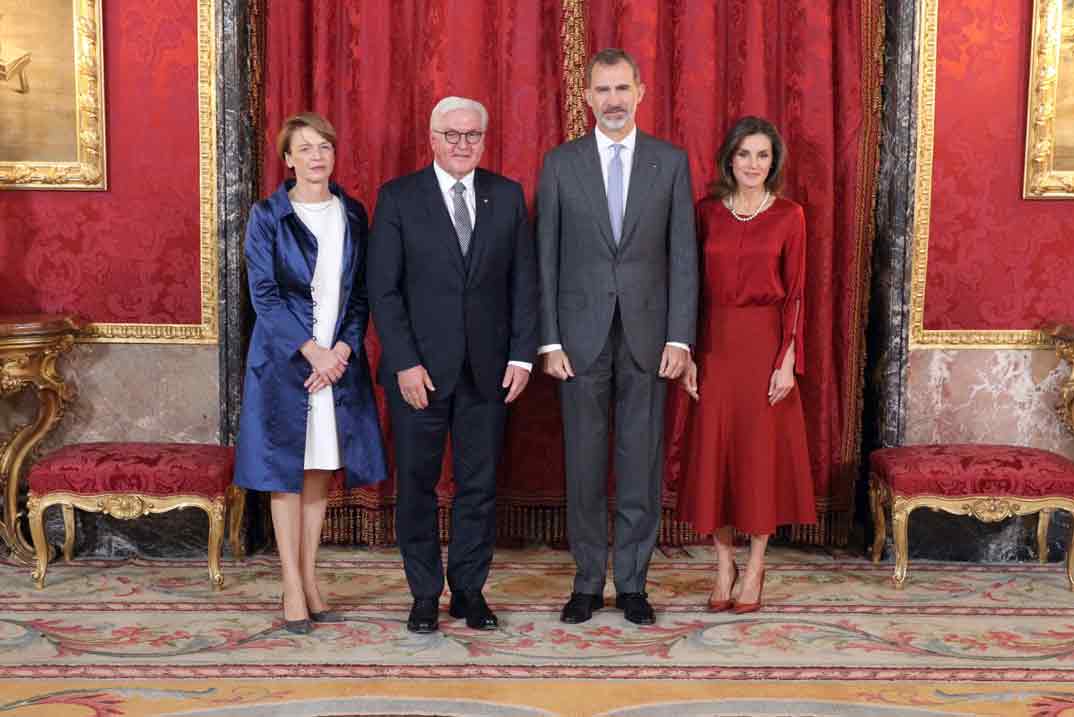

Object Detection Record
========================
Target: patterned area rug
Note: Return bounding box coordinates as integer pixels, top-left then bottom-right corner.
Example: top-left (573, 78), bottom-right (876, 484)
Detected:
top-left (2, 545), bottom-right (1074, 716)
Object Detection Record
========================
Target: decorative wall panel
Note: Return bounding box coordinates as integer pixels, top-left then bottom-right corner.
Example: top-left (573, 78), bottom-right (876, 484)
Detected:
top-left (910, 0), bottom-right (1074, 349)
top-left (0, 0), bottom-right (218, 344)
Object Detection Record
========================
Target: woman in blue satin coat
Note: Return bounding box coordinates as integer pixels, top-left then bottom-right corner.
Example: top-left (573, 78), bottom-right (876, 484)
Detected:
top-left (234, 112), bottom-right (387, 633)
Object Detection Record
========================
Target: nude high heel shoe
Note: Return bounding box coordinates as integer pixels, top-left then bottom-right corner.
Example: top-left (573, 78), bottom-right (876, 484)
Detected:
top-left (730, 569), bottom-right (766, 614)
top-left (707, 562), bottom-right (738, 612)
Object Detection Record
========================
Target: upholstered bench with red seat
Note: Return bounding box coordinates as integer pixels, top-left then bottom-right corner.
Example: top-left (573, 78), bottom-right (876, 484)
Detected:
top-left (26, 442), bottom-right (244, 589)
top-left (869, 444), bottom-right (1074, 589)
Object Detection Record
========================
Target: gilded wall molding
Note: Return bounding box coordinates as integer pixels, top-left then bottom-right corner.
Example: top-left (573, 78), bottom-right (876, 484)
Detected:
top-left (0, 0), bottom-right (107, 190)
top-left (561, 0), bottom-right (588, 141)
top-left (81, 0), bottom-right (219, 343)
top-left (1024, 0), bottom-right (1074, 198)
top-left (909, 0), bottom-right (1049, 349)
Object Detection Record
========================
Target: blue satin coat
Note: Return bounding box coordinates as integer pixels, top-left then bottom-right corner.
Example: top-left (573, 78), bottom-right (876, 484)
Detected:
top-left (234, 181), bottom-right (388, 493)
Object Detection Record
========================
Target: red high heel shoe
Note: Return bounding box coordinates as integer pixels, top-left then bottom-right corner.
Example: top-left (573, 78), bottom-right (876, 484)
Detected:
top-left (731, 569), bottom-right (766, 614)
top-left (707, 563), bottom-right (738, 612)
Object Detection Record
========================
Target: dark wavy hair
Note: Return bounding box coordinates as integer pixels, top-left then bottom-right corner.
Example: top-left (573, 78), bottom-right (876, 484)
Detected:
top-left (708, 116), bottom-right (786, 199)
top-left (585, 48), bottom-right (641, 87)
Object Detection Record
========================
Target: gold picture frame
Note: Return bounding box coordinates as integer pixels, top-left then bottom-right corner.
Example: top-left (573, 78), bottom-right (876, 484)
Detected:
top-left (1024, 0), bottom-right (1074, 199)
top-left (0, 0), bottom-right (106, 190)
top-left (79, 0), bottom-right (218, 344)
top-left (910, 0), bottom-right (1049, 349)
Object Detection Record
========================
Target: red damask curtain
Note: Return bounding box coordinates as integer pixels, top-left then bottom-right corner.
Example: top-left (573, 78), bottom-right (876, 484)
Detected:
top-left (260, 0), bottom-right (881, 545)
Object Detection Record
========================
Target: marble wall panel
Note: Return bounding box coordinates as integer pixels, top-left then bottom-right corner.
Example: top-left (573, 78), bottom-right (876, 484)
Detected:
top-left (46, 344), bottom-right (220, 449)
top-left (905, 349), bottom-right (1073, 459)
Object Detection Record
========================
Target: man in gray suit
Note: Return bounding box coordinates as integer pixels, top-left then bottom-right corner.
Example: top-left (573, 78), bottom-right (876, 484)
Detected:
top-left (537, 48), bottom-right (698, 625)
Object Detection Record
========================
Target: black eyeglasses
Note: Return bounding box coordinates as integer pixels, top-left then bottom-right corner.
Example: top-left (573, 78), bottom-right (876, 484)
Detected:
top-left (433, 129), bottom-right (485, 145)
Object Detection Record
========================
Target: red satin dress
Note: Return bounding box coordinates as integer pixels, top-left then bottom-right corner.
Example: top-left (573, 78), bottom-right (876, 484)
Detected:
top-left (677, 196), bottom-right (816, 535)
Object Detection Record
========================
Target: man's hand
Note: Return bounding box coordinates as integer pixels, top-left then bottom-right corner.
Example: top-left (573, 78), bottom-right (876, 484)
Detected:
top-left (502, 364), bottom-right (531, 403)
top-left (302, 340), bottom-right (347, 393)
top-left (680, 358), bottom-right (699, 401)
top-left (398, 364), bottom-right (436, 410)
top-left (658, 344), bottom-right (690, 379)
top-left (542, 349), bottom-right (575, 381)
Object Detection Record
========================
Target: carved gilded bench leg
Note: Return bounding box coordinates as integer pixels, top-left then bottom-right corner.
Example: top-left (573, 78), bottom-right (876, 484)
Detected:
top-left (869, 477), bottom-right (887, 563)
top-left (206, 497), bottom-right (226, 590)
top-left (27, 494), bottom-right (49, 589)
top-left (1038, 509), bottom-right (1053, 564)
top-left (61, 505), bottom-right (75, 562)
top-left (891, 497), bottom-right (911, 588)
top-left (226, 485), bottom-right (245, 561)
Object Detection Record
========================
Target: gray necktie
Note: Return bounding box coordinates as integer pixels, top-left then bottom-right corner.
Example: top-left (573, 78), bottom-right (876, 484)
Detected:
top-left (451, 181), bottom-right (472, 256)
top-left (607, 143), bottom-right (624, 244)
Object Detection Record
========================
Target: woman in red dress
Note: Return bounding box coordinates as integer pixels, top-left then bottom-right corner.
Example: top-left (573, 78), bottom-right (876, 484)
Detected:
top-left (678, 116), bottom-right (816, 614)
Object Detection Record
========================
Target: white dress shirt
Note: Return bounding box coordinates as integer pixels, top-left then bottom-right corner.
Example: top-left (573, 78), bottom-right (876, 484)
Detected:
top-left (433, 161), bottom-right (476, 227)
top-left (537, 127), bottom-right (690, 356)
top-left (432, 161), bottom-right (531, 373)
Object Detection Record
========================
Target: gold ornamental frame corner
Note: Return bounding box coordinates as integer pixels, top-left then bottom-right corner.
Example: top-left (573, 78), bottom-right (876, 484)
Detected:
top-left (1023, 0), bottom-right (1074, 199)
top-left (0, 0), bottom-right (107, 190)
top-left (909, 0), bottom-right (1049, 350)
top-left (81, 0), bottom-right (218, 344)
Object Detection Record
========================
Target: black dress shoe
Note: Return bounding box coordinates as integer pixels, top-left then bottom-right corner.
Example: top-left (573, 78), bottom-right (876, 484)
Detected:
top-left (406, 597), bottom-right (440, 633)
top-left (615, 592), bottom-right (656, 625)
top-left (449, 591), bottom-right (498, 630)
top-left (560, 592), bottom-right (604, 624)
top-left (282, 618), bottom-right (312, 635)
top-left (309, 609), bottom-right (345, 623)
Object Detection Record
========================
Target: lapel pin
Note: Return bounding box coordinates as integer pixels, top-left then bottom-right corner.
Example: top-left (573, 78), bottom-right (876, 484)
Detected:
top-left (482, 198), bottom-right (489, 204)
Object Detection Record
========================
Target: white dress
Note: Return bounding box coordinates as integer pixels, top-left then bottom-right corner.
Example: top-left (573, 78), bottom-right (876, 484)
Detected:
top-left (294, 196), bottom-right (344, 470)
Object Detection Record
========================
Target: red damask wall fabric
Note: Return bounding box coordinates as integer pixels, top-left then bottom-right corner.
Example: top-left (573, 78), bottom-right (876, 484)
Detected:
top-left (0, 1), bottom-right (202, 324)
top-left (262, 0), bottom-right (881, 543)
top-left (925, 0), bottom-right (1074, 330)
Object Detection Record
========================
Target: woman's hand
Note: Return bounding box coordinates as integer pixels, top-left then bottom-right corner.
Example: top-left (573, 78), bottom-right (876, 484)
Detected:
top-left (331, 341), bottom-right (352, 363)
top-left (680, 359), bottom-right (699, 401)
top-left (301, 340), bottom-right (347, 393)
top-left (768, 347), bottom-right (795, 405)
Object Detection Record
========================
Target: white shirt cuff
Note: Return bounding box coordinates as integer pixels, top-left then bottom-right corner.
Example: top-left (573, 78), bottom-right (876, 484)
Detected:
top-left (666, 341), bottom-right (691, 352)
top-left (507, 361), bottom-right (532, 372)
top-left (537, 344), bottom-right (562, 355)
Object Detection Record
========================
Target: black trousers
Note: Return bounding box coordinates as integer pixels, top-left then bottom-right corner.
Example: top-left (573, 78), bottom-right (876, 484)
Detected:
top-left (388, 363), bottom-right (506, 599)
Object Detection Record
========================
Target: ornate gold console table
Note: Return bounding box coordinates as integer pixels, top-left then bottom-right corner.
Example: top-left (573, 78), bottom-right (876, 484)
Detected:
top-left (0, 315), bottom-right (80, 563)
top-left (1045, 323), bottom-right (1074, 435)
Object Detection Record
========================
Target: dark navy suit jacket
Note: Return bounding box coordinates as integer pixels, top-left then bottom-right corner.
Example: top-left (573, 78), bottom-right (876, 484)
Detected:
top-left (367, 165), bottom-right (538, 402)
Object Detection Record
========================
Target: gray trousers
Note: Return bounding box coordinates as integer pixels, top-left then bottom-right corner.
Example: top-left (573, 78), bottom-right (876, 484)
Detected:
top-left (560, 311), bottom-right (666, 595)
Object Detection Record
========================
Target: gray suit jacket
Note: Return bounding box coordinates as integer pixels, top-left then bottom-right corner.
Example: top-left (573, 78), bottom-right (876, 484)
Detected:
top-left (536, 130), bottom-right (699, 374)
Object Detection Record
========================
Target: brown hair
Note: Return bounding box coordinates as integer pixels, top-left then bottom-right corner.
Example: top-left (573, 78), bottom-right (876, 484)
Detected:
top-left (709, 116), bottom-right (786, 199)
top-left (276, 112), bottom-right (337, 163)
top-left (585, 48), bottom-right (641, 87)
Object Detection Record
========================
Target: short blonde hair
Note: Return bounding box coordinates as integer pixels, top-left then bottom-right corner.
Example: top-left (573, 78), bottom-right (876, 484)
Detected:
top-left (276, 112), bottom-right (337, 163)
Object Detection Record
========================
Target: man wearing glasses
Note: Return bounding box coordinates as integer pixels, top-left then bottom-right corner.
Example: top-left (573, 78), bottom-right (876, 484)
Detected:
top-left (368, 96), bottom-right (538, 634)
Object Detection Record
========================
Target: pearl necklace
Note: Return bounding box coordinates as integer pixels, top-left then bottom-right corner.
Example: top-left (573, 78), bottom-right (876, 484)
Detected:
top-left (728, 191), bottom-right (771, 222)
